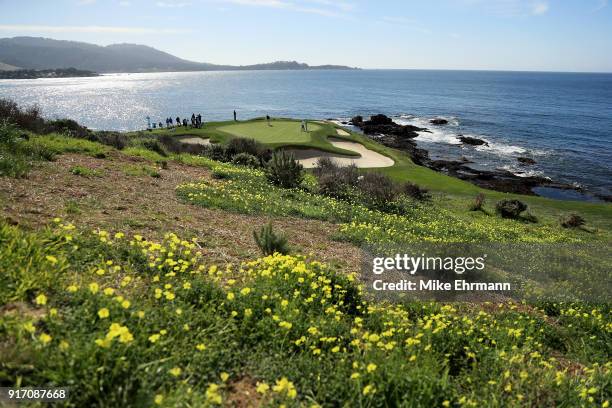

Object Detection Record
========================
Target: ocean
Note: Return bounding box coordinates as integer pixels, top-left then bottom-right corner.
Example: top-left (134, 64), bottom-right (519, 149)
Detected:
top-left (1, 69), bottom-right (611, 199)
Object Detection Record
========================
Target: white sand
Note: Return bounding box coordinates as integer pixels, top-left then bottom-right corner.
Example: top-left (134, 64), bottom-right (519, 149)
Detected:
top-left (289, 137), bottom-right (394, 169)
top-left (180, 137), bottom-right (211, 145)
top-left (336, 128), bottom-right (351, 136)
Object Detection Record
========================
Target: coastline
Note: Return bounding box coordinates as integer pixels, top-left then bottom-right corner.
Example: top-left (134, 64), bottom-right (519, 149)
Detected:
top-left (338, 114), bottom-right (609, 202)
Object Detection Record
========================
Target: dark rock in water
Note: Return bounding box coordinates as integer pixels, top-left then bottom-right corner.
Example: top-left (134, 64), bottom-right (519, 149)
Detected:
top-left (349, 113), bottom-right (582, 196)
top-left (517, 157), bottom-right (536, 165)
top-left (458, 136), bottom-right (489, 146)
top-left (428, 159), bottom-right (550, 195)
top-left (350, 115), bottom-right (363, 125)
top-left (430, 118), bottom-right (448, 125)
top-left (350, 113), bottom-right (429, 164)
top-left (341, 121), bottom-right (348, 125)
top-left (376, 133), bottom-right (430, 165)
top-left (354, 114), bottom-right (426, 138)
top-left (368, 114), bottom-right (394, 125)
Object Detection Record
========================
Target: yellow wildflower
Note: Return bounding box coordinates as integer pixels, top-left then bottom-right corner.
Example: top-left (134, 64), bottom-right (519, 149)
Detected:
top-left (98, 308), bottom-right (110, 319)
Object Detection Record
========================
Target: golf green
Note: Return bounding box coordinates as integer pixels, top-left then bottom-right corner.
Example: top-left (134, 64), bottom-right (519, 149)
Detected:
top-left (217, 120), bottom-right (321, 144)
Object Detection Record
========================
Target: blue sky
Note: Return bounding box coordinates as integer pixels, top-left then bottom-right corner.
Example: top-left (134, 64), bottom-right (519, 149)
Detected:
top-left (1, 0), bottom-right (611, 71)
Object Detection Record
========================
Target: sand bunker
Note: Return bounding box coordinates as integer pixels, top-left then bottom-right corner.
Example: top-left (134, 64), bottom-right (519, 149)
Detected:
top-left (179, 137), bottom-right (211, 145)
top-left (289, 136), bottom-right (394, 169)
top-left (336, 128), bottom-right (351, 137)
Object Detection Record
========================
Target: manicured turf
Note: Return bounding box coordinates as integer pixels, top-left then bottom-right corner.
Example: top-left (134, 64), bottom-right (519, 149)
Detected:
top-left (217, 121), bottom-right (320, 144)
top-left (149, 117), bottom-right (611, 230)
top-left (152, 118), bottom-right (360, 156)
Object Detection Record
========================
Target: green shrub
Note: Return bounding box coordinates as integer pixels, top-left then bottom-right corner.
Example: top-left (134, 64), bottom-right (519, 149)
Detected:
top-left (356, 172), bottom-right (398, 210)
top-left (0, 120), bottom-right (20, 145)
top-left (0, 121), bottom-right (55, 177)
top-left (128, 137), bottom-right (168, 157)
top-left (226, 137), bottom-right (271, 162)
top-left (206, 144), bottom-right (230, 162)
top-left (402, 181), bottom-right (430, 201)
top-left (69, 165), bottom-right (101, 177)
top-left (45, 118), bottom-right (90, 138)
top-left (253, 222), bottom-right (289, 255)
top-left (0, 98), bottom-right (46, 133)
top-left (560, 213), bottom-right (586, 229)
top-left (231, 152), bottom-right (260, 168)
top-left (495, 199), bottom-right (528, 219)
top-left (266, 150), bottom-right (303, 188)
top-left (0, 150), bottom-right (30, 178)
top-left (314, 158), bottom-right (359, 199)
top-left (469, 193), bottom-right (486, 212)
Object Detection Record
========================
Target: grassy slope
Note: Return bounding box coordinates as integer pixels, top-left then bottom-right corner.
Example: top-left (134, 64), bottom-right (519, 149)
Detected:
top-left (1, 134), bottom-right (610, 407)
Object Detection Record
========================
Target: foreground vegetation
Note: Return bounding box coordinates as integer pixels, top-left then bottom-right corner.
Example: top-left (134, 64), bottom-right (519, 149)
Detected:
top-left (1, 221), bottom-right (610, 407)
top-left (0, 101), bottom-right (610, 407)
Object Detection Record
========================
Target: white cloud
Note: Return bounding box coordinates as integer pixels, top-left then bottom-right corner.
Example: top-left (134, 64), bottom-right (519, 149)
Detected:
top-left (76, 0), bottom-right (96, 4)
top-left (531, 1), bottom-right (549, 15)
top-left (0, 25), bottom-right (189, 34)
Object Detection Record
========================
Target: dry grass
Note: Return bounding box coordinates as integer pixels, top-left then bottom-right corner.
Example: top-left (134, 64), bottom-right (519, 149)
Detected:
top-left (0, 151), bottom-right (361, 270)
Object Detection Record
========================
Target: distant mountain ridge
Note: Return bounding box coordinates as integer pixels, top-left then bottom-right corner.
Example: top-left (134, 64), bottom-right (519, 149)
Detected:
top-left (0, 37), bottom-right (357, 73)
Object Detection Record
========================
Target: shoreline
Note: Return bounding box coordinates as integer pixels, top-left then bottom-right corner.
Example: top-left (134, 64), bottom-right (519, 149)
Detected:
top-left (342, 114), bottom-right (610, 203)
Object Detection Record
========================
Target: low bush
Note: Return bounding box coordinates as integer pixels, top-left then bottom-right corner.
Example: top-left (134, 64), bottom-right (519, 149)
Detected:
top-left (128, 137), bottom-right (168, 157)
top-left (495, 199), bottom-right (528, 219)
top-left (0, 98), bottom-right (46, 133)
top-left (92, 131), bottom-right (129, 150)
top-left (469, 193), bottom-right (486, 212)
top-left (226, 137), bottom-right (271, 163)
top-left (206, 144), bottom-right (230, 162)
top-left (314, 158), bottom-right (360, 199)
top-left (45, 118), bottom-right (90, 138)
top-left (560, 213), bottom-right (586, 229)
top-left (402, 182), bottom-right (430, 201)
top-left (266, 150), bottom-right (303, 188)
top-left (357, 172), bottom-right (399, 210)
top-left (0, 121), bottom-right (56, 177)
top-left (231, 152), bottom-right (260, 168)
top-left (253, 222), bottom-right (289, 255)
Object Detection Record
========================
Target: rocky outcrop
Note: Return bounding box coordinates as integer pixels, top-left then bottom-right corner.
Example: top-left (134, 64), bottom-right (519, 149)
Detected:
top-left (353, 114), bottom-right (426, 138)
top-left (458, 136), bottom-right (489, 146)
top-left (349, 113), bottom-right (580, 196)
top-left (517, 157), bottom-right (536, 165)
top-left (430, 118), bottom-right (448, 125)
top-left (351, 114), bottom-right (429, 164)
top-left (427, 159), bottom-right (551, 195)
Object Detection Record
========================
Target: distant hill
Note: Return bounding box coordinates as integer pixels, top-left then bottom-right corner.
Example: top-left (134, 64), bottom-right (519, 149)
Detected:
top-left (0, 37), bottom-right (357, 73)
top-left (0, 61), bottom-right (20, 71)
top-left (0, 67), bottom-right (98, 79)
